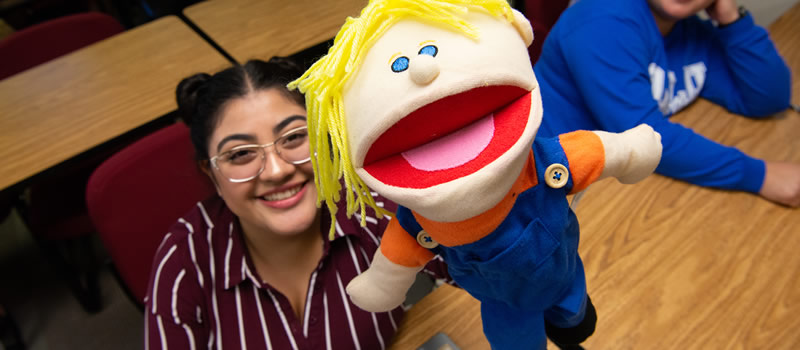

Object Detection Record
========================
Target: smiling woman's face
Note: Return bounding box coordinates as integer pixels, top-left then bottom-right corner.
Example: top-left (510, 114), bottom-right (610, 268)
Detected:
top-left (207, 88), bottom-right (319, 237)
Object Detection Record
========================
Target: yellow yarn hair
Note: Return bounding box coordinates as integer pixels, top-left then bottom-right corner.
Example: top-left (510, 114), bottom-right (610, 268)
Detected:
top-left (288, 0), bottom-right (516, 239)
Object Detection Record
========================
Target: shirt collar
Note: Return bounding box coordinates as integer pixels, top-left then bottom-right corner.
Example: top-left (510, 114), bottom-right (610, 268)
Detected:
top-left (224, 203), bottom-right (365, 290)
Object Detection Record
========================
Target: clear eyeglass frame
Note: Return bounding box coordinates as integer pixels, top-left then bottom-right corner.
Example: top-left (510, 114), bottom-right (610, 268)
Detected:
top-left (209, 125), bottom-right (311, 183)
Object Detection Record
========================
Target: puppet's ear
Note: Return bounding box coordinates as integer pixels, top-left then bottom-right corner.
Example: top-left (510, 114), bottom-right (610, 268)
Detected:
top-left (511, 9), bottom-right (534, 48)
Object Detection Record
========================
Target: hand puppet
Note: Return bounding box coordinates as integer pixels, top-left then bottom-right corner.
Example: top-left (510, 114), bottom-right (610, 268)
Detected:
top-left (289, 0), bottom-right (663, 349)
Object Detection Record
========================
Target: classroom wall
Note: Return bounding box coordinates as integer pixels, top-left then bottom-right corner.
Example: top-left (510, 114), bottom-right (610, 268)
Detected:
top-left (742, 0), bottom-right (798, 26)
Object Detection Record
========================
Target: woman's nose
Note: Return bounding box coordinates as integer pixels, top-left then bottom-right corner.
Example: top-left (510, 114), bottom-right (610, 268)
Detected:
top-left (409, 54), bottom-right (439, 85)
top-left (260, 150), bottom-right (294, 182)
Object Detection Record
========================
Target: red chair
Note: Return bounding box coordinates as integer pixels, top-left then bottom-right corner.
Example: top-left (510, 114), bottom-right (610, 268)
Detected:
top-left (86, 122), bottom-right (216, 306)
top-left (0, 12), bottom-right (125, 80)
top-left (523, 0), bottom-right (571, 65)
top-left (0, 12), bottom-right (125, 313)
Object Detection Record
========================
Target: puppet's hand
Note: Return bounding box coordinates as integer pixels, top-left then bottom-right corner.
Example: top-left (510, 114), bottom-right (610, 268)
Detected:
top-left (595, 124), bottom-right (663, 184)
top-left (346, 248), bottom-right (422, 312)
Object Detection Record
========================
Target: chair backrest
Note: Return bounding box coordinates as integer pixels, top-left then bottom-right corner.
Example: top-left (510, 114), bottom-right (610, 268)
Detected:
top-left (0, 12), bottom-right (124, 80)
top-left (0, 189), bottom-right (18, 222)
top-left (524, 0), bottom-right (570, 65)
top-left (86, 122), bottom-right (216, 304)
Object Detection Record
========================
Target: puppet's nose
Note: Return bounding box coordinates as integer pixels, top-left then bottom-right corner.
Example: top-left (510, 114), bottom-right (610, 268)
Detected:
top-left (409, 55), bottom-right (439, 85)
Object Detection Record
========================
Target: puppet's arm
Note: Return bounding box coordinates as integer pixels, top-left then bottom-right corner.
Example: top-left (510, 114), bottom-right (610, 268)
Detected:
top-left (594, 124), bottom-right (662, 184)
top-left (346, 219), bottom-right (434, 312)
top-left (560, 124), bottom-right (662, 193)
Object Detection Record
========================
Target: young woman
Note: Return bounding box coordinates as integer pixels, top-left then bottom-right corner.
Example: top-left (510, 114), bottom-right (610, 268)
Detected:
top-left (144, 58), bottom-right (449, 349)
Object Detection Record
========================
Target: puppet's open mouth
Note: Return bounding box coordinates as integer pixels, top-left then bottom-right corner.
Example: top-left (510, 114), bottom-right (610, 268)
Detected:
top-left (363, 86), bottom-right (531, 189)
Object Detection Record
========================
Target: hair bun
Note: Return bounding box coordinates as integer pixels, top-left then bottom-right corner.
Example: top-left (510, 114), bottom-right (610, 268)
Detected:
top-left (267, 57), bottom-right (304, 78)
top-left (176, 73), bottom-right (211, 125)
top-left (262, 56), bottom-right (303, 79)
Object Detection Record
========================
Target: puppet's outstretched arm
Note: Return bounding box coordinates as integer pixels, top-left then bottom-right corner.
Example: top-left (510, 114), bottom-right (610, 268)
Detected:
top-left (346, 219), bottom-right (434, 312)
top-left (594, 124), bottom-right (662, 184)
top-left (560, 124), bottom-right (662, 194)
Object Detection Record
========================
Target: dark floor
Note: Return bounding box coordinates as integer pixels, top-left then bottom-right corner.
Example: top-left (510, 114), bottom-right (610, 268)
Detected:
top-left (0, 209), bottom-right (142, 350)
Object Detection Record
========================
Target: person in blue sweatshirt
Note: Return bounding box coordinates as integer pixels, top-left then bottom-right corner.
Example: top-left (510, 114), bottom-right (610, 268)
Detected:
top-left (535, 0), bottom-right (799, 207)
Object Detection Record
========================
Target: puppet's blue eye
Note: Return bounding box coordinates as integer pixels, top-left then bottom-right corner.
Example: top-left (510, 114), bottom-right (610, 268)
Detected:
top-left (418, 45), bottom-right (438, 57)
top-left (391, 56), bottom-right (409, 72)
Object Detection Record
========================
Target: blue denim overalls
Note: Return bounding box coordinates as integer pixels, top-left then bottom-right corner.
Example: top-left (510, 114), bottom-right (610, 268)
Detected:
top-left (397, 137), bottom-right (589, 350)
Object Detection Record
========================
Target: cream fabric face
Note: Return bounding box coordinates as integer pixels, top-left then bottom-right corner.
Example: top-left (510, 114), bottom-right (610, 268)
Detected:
top-left (343, 9), bottom-right (542, 222)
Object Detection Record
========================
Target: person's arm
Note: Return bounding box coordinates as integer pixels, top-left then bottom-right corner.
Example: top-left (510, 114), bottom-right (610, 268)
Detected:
top-left (760, 162), bottom-right (800, 207)
top-left (558, 16), bottom-right (766, 193)
top-left (696, 1), bottom-right (800, 207)
top-left (700, 0), bottom-right (792, 117)
top-left (145, 233), bottom-right (208, 349)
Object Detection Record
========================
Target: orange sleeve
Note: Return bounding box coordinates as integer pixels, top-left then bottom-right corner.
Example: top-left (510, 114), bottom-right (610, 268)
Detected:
top-left (380, 219), bottom-right (434, 268)
top-left (560, 130), bottom-right (605, 194)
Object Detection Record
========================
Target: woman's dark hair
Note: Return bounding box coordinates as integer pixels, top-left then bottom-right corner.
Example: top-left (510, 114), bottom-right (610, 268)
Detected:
top-left (176, 57), bottom-right (305, 161)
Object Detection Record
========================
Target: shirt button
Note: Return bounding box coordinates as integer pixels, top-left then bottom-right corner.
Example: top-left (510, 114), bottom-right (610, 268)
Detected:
top-left (310, 316), bottom-right (318, 325)
top-left (416, 230), bottom-right (439, 249)
top-left (544, 163), bottom-right (569, 189)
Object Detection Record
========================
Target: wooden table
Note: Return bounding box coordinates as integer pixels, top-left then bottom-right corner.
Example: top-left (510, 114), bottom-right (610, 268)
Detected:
top-left (574, 5), bottom-right (800, 349)
top-left (0, 15), bottom-right (229, 191)
top-left (183, 0), bottom-right (367, 63)
top-left (388, 284), bottom-right (488, 350)
top-left (388, 3), bottom-right (800, 349)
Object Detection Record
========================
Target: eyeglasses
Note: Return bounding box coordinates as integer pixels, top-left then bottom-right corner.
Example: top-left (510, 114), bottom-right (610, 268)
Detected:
top-left (209, 126), bottom-right (311, 183)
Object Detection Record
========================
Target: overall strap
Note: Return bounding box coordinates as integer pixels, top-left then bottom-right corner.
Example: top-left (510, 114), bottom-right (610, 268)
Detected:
top-left (532, 136), bottom-right (574, 194)
top-left (396, 206), bottom-right (443, 255)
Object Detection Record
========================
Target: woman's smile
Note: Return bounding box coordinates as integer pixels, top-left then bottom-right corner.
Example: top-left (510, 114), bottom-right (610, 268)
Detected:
top-left (258, 181), bottom-right (310, 209)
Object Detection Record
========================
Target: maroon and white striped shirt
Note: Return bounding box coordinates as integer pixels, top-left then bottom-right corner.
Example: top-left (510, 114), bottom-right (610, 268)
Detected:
top-left (145, 194), bottom-right (448, 350)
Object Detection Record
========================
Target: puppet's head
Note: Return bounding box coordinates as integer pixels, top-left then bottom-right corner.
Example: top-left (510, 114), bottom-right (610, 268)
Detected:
top-left (290, 0), bottom-right (540, 232)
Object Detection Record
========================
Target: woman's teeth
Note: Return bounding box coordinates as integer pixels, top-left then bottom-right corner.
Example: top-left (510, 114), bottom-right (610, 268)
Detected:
top-left (262, 185), bottom-right (302, 201)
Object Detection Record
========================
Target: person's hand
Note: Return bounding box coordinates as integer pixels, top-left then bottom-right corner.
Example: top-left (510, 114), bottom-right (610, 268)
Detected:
top-left (706, 0), bottom-right (740, 26)
top-left (759, 161), bottom-right (800, 207)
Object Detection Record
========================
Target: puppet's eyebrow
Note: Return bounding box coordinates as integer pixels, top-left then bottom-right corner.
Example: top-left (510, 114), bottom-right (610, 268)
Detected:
top-left (418, 40), bottom-right (436, 47)
top-left (388, 52), bottom-right (403, 65)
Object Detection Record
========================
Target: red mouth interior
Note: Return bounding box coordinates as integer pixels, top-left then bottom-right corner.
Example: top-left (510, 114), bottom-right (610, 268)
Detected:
top-left (363, 85), bottom-right (531, 189)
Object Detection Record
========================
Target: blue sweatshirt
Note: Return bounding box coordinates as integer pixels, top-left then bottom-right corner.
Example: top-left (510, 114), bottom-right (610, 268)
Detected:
top-left (535, 0), bottom-right (791, 192)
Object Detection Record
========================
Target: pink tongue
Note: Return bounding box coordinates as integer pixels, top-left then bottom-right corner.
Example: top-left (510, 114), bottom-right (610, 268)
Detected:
top-left (401, 114), bottom-right (494, 171)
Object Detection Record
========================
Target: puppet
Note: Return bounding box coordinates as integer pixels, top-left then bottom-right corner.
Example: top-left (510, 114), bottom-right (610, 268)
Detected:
top-left (289, 0), bottom-right (662, 349)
